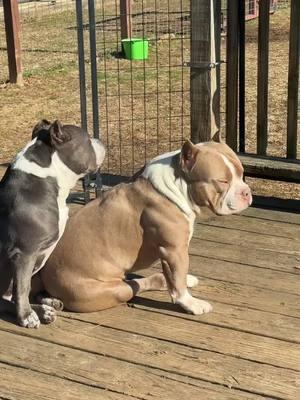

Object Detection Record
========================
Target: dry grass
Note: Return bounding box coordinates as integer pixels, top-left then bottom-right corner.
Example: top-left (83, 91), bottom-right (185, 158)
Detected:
top-left (0, 3), bottom-right (299, 199)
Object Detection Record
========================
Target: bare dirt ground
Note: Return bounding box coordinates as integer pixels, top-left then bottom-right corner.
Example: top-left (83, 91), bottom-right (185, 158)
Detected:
top-left (0, 2), bottom-right (299, 199)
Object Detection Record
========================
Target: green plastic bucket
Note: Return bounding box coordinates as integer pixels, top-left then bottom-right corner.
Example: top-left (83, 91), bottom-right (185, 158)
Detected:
top-left (122, 38), bottom-right (149, 60)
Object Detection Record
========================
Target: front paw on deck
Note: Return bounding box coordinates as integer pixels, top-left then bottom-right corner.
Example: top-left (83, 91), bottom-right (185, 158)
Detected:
top-left (32, 304), bottom-right (57, 324)
top-left (18, 309), bottom-right (40, 328)
top-left (177, 292), bottom-right (213, 315)
top-left (186, 298), bottom-right (213, 315)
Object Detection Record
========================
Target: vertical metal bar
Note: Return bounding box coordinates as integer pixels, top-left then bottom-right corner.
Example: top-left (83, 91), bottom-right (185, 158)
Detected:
top-left (114, 0), bottom-right (123, 173)
top-left (75, 0), bottom-right (87, 131)
top-left (129, 29), bottom-right (135, 173)
top-left (88, 0), bottom-right (100, 139)
top-left (238, 0), bottom-right (245, 153)
top-left (287, 0), bottom-right (300, 159)
top-left (3, 0), bottom-right (23, 85)
top-left (88, 0), bottom-right (102, 197)
top-left (76, 0), bottom-right (90, 202)
top-left (256, 0), bottom-right (270, 156)
top-left (226, 0), bottom-right (239, 151)
top-left (101, 0), bottom-right (110, 174)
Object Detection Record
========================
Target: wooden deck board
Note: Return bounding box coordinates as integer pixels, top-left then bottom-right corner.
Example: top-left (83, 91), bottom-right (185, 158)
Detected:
top-left (189, 238), bottom-right (300, 273)
top-left (0, 205), bottom-right (300, 399)
top-left (1, 362), bottom-right (131, 400)
top-left (130, 293), bottom-right (300, 343)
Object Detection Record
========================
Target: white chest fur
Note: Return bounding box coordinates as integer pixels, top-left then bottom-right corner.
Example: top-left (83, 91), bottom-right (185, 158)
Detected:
top-left (36, 204), bottom-right (69, 273)
top-left (142, 150), bottom-right (197, 226)
top-left (184, 213), bottom-right (195, 243)
top-left (11, 140), bottom-right (81, 274)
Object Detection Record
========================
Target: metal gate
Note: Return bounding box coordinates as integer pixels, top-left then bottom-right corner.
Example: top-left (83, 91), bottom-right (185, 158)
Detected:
top-left (75, 0), bottom-right (190, 189)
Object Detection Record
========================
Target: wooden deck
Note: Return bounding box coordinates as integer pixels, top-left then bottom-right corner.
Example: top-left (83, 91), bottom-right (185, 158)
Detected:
top-left (0, 204), bottom-right (300, 400)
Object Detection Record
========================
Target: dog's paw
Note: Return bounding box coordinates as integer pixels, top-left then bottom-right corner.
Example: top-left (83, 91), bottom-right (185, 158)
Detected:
top-left (48, 298), bottom-right (64, 311)
top-left (19, 309), bottom-right (40, 329)
top-left (186, 298), bottom-right (213, 315)
top-left (176, 291), bottom-right (212, 315)
top-left (186, 274), bottom-right (199, 288)
top-left (32, 304), bottom-right (57, 324)
top-left (36, 295), bottom-right (64, 311)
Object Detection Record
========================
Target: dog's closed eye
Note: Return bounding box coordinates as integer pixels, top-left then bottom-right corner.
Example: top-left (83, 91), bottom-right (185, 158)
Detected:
top-left (212, 179), bottom-right (230, 193)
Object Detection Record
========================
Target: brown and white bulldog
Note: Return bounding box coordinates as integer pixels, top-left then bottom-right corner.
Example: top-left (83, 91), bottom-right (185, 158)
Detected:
top-left (32, 136), bottom-right (252, 316)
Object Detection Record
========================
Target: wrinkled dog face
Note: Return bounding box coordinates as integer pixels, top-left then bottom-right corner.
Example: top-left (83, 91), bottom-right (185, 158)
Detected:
top-left (180, 139), bottom-right (252, 215)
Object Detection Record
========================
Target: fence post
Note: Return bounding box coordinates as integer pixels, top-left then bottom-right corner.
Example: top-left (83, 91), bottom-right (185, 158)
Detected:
top-left (120, 0), bottom-right (132, 40)
top-left (3, 0), bottom-right (22, 85)
top-left (238, 0), bottom-right (245, 153)
top-left (256, 0), bottom-right (270, 156)
top-left (226, 0), bottom-right (239, 151)
top-left (287, 0), bottom-right (300, 159)
top-left (190, 0), bottom-right (221, 144)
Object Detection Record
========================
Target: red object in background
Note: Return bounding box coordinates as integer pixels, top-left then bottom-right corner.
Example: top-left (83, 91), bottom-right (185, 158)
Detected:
top-left (245, 0), bottom-right (277, 21)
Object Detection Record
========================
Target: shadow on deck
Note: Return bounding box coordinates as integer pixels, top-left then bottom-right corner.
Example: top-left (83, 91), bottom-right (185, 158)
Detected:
top-left (0, 198), bottom-right (299, 399)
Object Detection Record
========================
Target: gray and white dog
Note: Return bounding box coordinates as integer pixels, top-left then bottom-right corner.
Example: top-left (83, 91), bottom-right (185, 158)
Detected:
top-left (0, 119), bottom-right (105, 328)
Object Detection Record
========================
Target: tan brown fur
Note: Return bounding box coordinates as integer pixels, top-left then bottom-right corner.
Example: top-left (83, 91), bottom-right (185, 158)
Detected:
top-left (32, 140), bottom-right (251, 315)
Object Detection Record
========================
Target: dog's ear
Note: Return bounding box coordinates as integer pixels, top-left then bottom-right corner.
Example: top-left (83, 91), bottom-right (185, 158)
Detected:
top-left (50, 120), bottom-right (71, 145)
top-left (211, 130), bottom-right (222, 143)
top-left (180, 140), bottom-right (199, 172)
top-left (32, 119), bottom-right (51, 139)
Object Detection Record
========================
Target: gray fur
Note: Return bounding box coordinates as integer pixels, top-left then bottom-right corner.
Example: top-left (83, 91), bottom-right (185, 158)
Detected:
top-left (0, 120), bottom-right (103, 327)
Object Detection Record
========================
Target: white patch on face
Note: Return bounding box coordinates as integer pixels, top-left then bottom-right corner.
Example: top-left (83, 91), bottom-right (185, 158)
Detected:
top-left (12, 139), bottom-right (81, 189)
top-left (218, 154), bottom-right (252, 215)
top-left (91, 138), bottom-right (106, 167)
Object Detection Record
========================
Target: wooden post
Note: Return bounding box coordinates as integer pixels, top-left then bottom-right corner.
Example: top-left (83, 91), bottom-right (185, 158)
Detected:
top-left (256, 0), bottom-right (270, 156)
top-left (3, 0), bottom-right (23, 85)
top-left (287, 0), bottom-right (300, 159)
top-left (238, 0), bottom-right (246, 153)
top-left (120, 0), bottom-right (132, 40)
top-left (226, 0), bottom-right (239, 151)
top-left (190, 0), bottom-right (221, 144)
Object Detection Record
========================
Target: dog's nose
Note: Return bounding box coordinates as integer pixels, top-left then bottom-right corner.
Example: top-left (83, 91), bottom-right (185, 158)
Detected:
top-left (241, 187), bottom-right (252, 204)
top-left (91, 138), bottom-right (106, 166)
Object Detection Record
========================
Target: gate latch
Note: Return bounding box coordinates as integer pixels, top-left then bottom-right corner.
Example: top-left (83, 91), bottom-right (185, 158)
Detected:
top-left (183, 60), bottom-right (224, 69)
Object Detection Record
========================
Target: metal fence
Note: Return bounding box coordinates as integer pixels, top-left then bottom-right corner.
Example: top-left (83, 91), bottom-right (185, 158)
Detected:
top-left (226, 0), bottom-right (299, 182)
top-left (1, 0), bottom-right (298, 184)
top-left (0, 0), bottom-right (191, 179)
top-left (86, 0), bottom-right (191, 177)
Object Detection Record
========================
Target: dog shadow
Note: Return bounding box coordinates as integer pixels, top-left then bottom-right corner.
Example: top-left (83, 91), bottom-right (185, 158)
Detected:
top-left (129, 295), bottom-right (186, 314)
top-left (0, 311), bottom-right (19, 327)
top-left (126, 273), bottom-right (186, 314)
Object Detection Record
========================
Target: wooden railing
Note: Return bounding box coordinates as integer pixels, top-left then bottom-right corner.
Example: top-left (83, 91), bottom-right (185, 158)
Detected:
top-left (192, 0), bottom-right (300, 183)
